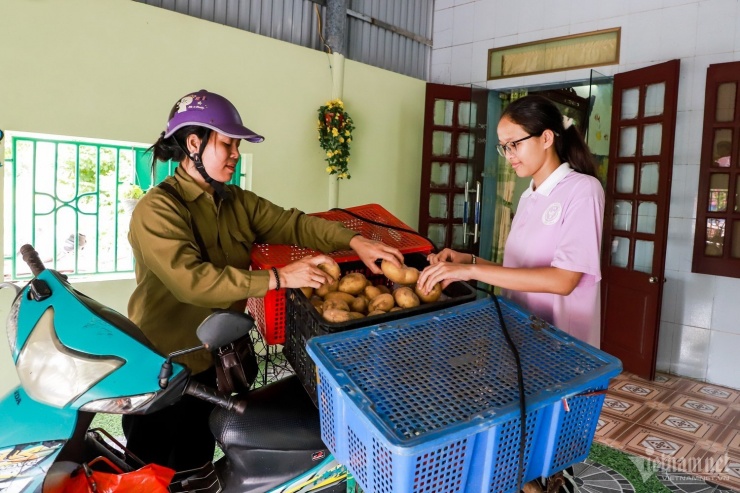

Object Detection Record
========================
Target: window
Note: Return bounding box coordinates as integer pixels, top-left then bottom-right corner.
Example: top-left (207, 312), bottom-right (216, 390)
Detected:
top-left (3, 133), bottom-right (246, 280)
top-left (693, 62), bottom-right (740, 277)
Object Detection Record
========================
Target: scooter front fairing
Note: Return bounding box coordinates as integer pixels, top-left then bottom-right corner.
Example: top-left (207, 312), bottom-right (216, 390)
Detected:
top-left (1, 268), bottom-right (187, 491)
top-left (10, 269), bottom-right (186, 412)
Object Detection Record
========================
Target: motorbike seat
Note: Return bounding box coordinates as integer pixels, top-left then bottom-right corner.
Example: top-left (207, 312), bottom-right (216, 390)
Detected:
top-left (209, 375), bottom-right (326, 451)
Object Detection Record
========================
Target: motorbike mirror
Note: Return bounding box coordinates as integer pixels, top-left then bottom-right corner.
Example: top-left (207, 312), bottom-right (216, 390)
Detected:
top-left (196, 310), bottom-right (254, 349)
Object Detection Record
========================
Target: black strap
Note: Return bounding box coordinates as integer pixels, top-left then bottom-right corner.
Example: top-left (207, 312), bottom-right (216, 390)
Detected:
top-left (157, 182), bottom-right (210, 263)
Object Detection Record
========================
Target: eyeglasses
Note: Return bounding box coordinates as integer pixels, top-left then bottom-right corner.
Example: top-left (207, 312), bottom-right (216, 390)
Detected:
top-left (496, 134), bottom-right (534, 157)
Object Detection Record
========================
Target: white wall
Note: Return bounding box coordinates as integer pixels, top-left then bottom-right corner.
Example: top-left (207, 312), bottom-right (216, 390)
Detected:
top-left (432, 0), bottom-right (740, 389)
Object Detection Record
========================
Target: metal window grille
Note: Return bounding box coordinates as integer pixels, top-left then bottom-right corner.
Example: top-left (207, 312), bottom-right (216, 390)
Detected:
top-left (3, 134), bottom-right (243, 280)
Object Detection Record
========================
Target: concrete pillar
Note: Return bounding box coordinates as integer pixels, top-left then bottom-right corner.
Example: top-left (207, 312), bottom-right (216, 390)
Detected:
top-left (325, 0), bottom-right (348, 209)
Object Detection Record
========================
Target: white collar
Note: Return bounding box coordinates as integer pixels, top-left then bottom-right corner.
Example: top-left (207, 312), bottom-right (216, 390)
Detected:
top-left (521, 162), bottom-right (573, 198)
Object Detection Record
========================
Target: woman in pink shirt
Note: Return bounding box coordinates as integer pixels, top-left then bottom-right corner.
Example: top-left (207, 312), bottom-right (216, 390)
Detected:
top-left (418, 95), bottom-right (604, 348)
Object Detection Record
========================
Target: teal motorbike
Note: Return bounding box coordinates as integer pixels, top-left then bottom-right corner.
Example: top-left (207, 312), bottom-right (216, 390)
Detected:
top-left (0, 245), bottom-right (348, 492)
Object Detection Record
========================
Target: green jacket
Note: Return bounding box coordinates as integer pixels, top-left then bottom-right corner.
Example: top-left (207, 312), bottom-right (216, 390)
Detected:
top-left (128, 166), bottom-right (356, 373)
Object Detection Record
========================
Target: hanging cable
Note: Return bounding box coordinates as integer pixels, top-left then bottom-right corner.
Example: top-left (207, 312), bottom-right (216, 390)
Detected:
top-left (314, 4), bottom-right (332, 54)
top-left (334, 206), bottom-right (528, 490)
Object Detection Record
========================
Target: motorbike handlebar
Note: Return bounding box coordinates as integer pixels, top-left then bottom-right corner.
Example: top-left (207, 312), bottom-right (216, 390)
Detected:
top-left (20, 244), bottom-right (46, 276)
top-left (185, 380), bottom-right (247, 415)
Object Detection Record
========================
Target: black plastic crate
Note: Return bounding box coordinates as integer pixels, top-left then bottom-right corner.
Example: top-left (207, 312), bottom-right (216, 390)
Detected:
top-left (284, 252), bottom-right (476, 406)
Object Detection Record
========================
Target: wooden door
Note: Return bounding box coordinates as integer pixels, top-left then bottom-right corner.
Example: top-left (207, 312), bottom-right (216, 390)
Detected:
top-left (418, 83), bottom-right (487, 254)
top-left (601, 60), bottom-right (681, 380)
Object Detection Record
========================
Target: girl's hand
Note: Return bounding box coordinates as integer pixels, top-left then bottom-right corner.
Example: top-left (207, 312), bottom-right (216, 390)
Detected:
top-left (427, 248), bottom-right (470, 265)
top-left (349, 236), bottom-right (404, 275)
top-left (417, 261), bottom-right (471, 295)
top-left (277, 255), bottom-right (338, 289)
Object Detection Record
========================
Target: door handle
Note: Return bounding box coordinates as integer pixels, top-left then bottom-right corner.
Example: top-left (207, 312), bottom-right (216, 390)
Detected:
top-left (649, 276), bottom-right (659, 283)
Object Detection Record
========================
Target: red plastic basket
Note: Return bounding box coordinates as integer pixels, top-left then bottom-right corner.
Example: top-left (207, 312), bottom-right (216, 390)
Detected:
top-left (246, 204), bottom-right (432, 345)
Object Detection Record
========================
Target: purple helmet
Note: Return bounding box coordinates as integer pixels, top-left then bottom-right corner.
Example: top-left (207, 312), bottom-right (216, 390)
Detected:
top-left (164, 89), bottom-right (264, 143)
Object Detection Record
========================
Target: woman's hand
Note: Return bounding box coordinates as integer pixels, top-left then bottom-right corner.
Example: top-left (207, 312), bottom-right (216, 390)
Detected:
top-left (349, 235), bottom-right (404, 275)
top-left (417, 261), bottom-right (472, 295)
top-left (275, 255), bottom-right (339, 290)
top-left (427, 248), bottom-right (471, 265)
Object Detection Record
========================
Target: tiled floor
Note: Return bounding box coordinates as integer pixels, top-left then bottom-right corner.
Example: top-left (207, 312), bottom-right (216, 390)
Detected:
top-left (594, 371), bottom-right (740, 492)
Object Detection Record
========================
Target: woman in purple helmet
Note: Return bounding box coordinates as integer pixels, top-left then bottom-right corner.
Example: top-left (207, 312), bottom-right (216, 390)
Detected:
top-left (124, 89), bottom-right (404, 471)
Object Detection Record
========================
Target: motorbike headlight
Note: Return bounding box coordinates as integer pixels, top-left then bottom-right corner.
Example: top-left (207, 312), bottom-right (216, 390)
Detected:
top-left (6, 292), bottom-right (21, 356)
top-left (17, 307), bottom-right (123, 408)
top-left (80, 393), bottom-right (155, 413)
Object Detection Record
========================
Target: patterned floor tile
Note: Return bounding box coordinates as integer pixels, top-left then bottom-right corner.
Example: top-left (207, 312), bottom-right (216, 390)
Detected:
top-left (686, 384), bottom-right (740, 404)
top-left (611, 380), bottom-right (670, 402)
top-left (605, 371), bottom-right (740, 492)
top-left (668, 394), bottom-right (732, 422)
top-left (649, 410), bottom-right (718, 439)
top-left (594, 415), bottom-right (635, 447)
top-left (621, 426), bottom-right (703, 460)
top-left (601, 394), bottom-right (650, 420)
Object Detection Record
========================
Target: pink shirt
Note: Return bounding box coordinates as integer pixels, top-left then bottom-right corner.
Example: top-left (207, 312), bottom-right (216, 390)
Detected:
top-left (502, 163), bottom-right (605, 348)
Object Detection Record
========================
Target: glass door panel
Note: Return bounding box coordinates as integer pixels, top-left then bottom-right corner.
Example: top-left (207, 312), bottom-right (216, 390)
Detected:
top-left (712, 129), bottom-right (733, 167)
top-left (434, 99), bottom-right (454, 126)
top-left (611, 236), bottom-right (630, 267)
top-left (642, 124), bottom-right (663, 155)
top-left (621, 88), bottom-right (640, 119)
top-left (644, 83), bottom-right (666, 117)
top-left (430, 162), bottom-right (450, 187)
top-left (636, 202), bottom-right (658, 234)
top-left (716, 82), bottom-right (737, 122)
top-left (619, 127), bottom-right (638, 157)
top-left (613, 200), bottom-right (633, 231)
top-left (639, 163), bottom-right (659, 194)
top-left (616, 164), bottom-right (635, 193)
top-left (432, 131), bottom-right (452, 156)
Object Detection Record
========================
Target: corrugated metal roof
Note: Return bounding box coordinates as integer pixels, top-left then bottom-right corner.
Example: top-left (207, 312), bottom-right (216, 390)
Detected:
top-left (135, 0), bottom-right (432, 79)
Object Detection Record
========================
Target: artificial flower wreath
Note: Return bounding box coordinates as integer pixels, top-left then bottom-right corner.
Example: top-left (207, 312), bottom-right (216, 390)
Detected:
top-left (317, 99), bottom-right (354, 179)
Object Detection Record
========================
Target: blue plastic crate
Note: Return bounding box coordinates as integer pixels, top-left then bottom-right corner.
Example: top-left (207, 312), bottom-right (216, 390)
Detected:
top-left (306, 297), bottom-right (622, 493)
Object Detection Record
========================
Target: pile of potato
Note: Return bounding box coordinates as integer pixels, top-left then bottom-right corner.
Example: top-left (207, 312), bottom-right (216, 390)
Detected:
top-left (300, 260), bottom-right (443, 324)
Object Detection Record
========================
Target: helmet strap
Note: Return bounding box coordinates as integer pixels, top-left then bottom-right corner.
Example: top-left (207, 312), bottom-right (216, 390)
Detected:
top-left (185, 129), bottom-right (232, 201)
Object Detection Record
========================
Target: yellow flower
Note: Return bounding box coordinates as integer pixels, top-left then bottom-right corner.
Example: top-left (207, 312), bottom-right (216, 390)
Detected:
top-left (335, 149), bottom-right (342, 155)
top-left (331, 128), bottom-right (339, 137)
top-left (339, 137), bottom-right (345, 143)
top-left (339, 173), bottom-right (347, 179)
top-left (347, 138), bottom-right (352, 143)
top-left (326, 151), bottom-right (333, 157)
top-left (344, 130), bottom-right (350, 136)
top-left (347, 157), bottom-right (350, 162)
top-left (326, 166), bottom-right (333, 173)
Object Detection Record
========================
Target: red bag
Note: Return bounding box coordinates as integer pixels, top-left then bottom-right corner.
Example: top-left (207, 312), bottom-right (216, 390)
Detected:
top-left (62, 456), bottom-right (175, 493)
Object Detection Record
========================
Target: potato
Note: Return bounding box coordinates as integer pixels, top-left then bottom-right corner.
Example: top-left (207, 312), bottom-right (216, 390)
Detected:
top-left (363, 285), bottom-right (382, 300)
top-left (368, 293), bottom-right (394, 312)
top-left (376, 285), bottom-right (391, 295)
top-left (348, 312), bottom-right (365, 320)
top-left (310, 295), bottom-right (324, 309)
top-left (350, 295), bottom-right (368, 314)
top-left (390, 307), bottom-right (403, 312)
top-left (300, 286), bottom-right (314, 299)
top-left (318, 261), bottom-right (341, 281)
top-left (324, 291), bottom-right (356, 304)
top-left (316, 279), bottom-right (338, 298)
top-left (393, 286), bottom-right (420, 309)
top-left (415, 283), bottom-right (442, 303)
top-left (322, 308), bottom-right (352, 323)
top-left (338, 273), bottom-right (368, 295)
top-left (381, 260), bottom-right (419, 285)
top-left (322, 299), bottom-right (350, 312)
top-left (367, 310), bottom-right (386, 317)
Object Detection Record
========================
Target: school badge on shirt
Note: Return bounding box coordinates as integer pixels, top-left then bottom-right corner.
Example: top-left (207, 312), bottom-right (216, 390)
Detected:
top-left (542, 202), bottom-right (562, 225)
